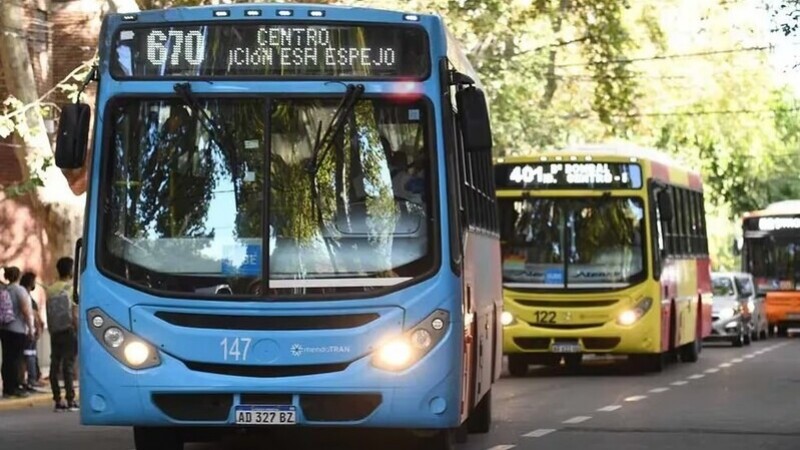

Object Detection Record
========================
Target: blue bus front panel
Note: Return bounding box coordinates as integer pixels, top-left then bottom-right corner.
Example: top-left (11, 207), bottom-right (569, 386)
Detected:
top-left (79, 271), bottom-right (463, 428)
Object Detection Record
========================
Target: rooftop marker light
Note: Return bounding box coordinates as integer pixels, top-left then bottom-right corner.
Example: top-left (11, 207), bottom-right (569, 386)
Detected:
top-left (213, 10), bottom-right (230, 17)
top-left (404, 14), bottom-right (420, 21)
top-left (277, 9), bottom-right (293, 16)
top-left (245, 9), bottom-right (262, 17)
top-left (309, 10), bottom-right (325, 17)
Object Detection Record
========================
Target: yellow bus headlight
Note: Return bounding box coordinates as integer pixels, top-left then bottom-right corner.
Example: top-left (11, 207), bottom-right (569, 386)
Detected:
top-left (617, 297), bottom-right (653, 326)
top-left (501, 311), bottom-right (515, 326)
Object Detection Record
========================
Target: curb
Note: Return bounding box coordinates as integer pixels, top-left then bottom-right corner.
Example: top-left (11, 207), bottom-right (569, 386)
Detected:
top-left (0, 392), bottom-right (80, 412)
top-left (0, 393), bottom-right (53, 412)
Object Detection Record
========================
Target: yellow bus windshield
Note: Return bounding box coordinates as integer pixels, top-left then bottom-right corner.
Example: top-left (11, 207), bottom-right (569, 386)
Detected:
top-left (498, 196), bottom-right (646, 290)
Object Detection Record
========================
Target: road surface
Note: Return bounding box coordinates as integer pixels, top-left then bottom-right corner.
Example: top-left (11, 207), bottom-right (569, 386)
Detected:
top-left (2, 338), bottom-right (798, 450)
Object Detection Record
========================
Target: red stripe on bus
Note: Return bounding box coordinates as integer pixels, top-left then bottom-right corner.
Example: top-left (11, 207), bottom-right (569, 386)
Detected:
top-left (688, 173), bottom-right (703, 191)
top-left (651, 162), bottom-right (670, 183)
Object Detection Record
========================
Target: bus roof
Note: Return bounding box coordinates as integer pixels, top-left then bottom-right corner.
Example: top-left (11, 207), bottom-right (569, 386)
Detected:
top-left (744, 200), bottom-right (800, 218)
top-left (121, 4), bottom-right (439, 23)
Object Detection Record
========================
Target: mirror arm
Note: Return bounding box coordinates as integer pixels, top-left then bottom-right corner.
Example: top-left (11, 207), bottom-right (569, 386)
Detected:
top-left (75, 65), bottom-right (98, 104)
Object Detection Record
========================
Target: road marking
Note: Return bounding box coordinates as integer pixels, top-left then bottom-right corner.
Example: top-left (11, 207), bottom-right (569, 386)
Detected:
top-left (523, 429), bottom-right (557, 438)
top-left (625, 395), bottom-right (647, 402)
top-left (719, 363), bottom-right (732, 368)
top-left (705, 368), bottom-right (720, 373)
top-left (597, 405), bottom-right (622, 412)
top-left (745, 354), bottom-right (755, 359)
top-left (487, 445), bottom-right (516, 450)
top-left (649, 387), bottom-right (670, 393)
top-left (671, 381), bottom-right (689, 386)
top-left (688, 374), bottom-right (705, 380)
top-left (563, 416), bottom-right (592, 424)
top-left (731, 358), bottom-right (744, 363)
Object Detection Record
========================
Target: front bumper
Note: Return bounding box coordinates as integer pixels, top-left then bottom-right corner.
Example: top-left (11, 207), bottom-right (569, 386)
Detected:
top-left (502, 316), bottom-right (660, 355)
top-left (80, 330), bottom-right (461, 429)
top-left (706, 314), bottom-right (743, 340)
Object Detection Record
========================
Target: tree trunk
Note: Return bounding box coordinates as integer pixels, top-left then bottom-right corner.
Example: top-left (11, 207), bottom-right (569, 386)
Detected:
top-left (0, 0), bottom-right (84, 281)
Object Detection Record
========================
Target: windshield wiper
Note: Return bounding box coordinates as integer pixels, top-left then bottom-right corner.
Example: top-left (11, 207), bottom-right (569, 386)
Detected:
top-left (304, 84), bottom-right (364, 277)
top-left (306, 84), bottom-right (364, 176)
top-left (173, 83), bottom-right (242, 204)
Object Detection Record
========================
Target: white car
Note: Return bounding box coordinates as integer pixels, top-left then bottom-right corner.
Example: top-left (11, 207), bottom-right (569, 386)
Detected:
top-left (730, 272), bottom-right (769, 341)
top-left (708, 273), bottom-right (753, 347)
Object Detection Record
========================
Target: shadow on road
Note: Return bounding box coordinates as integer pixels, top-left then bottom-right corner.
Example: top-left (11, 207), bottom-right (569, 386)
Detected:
top-left (185, 428), bottom-right (435, 450)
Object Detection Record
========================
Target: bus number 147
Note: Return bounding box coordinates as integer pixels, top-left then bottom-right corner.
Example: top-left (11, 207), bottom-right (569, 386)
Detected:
top-left (220, 337), bottom-right (252, 362)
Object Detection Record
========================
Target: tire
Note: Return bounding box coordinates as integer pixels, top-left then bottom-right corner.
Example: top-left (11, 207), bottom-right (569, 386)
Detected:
top-left (751, 329), bottom-right (760, 342)
top-left (416, 428), bottom-right (456, 450)
top-left (732, 329), bottom-right (744, 347)
top-left (508, 355), bottom-right (529, 377)
top-left (467, 389), bottom-right (492, 434)
top-left (133, 427), bottom-right (183, 450)
top-left (777, 326), bottom-right (788, 337)
top-left (679, 338), bottom-right (700, 363)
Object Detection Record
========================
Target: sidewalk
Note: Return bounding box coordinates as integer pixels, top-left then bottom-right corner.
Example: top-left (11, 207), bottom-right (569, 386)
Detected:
top-left (0, 374), bottom-right (80, 412)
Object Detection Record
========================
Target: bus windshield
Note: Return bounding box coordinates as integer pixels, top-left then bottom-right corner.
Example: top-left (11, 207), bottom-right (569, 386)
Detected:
top-left (745, 236), bottom-right (800, 293)
top-left (499, 197), bottom-right (646, 290)
top-left (101, 97), bottom-right (433, 297)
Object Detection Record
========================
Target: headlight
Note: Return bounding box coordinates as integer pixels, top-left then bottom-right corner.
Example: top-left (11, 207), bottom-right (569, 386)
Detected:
top-left (617, 297), bottom-right (653, 326)
top-left (88, 308), bottom-right (161, 370)
top-left (501, 311), bottom-right (515, 326)
top-left (717, 307), bottom-right (736, 321)
top-left (372, 310), bottom-right (449, 371)
top-left (124, 341), bottom-right (151, 367)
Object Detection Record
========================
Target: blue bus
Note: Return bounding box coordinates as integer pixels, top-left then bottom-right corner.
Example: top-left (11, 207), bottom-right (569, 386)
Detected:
top-left (55, 4), bottom-right (501, 449)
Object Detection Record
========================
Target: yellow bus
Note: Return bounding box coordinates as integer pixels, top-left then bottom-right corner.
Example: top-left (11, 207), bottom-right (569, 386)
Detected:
top-left (496, 145), bottom-right (713, 374)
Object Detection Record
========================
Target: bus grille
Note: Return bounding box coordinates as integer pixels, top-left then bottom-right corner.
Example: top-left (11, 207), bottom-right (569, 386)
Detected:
top-left (582, 337), bottom-right (621, 350)
top-left (530, 323), bottom-right (605, 330)
top-left (183, 361), bottom-right (352, 378)
top-left (153, 393), bottom-right (232, 421)
top-left (514, 299), bottom-right (618, 308)
top-left (155, 311), bottom-right (379, 331)
top-left (300, 394), bottom-right (382, 422)
top-left (513, 337), bottom-right (550, 350)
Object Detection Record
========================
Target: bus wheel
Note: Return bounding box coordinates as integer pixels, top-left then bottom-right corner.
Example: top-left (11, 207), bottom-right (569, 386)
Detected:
top-left (133, 427), bottom-right (183, 450)
top-left (467, 389), bottom-right (492, 434)
top-left (679, 338), bottom-right (700, 363)
top-left (508, 355), bottom-right (529, 377)
top-left (415, 428), bottom-right (456, 450)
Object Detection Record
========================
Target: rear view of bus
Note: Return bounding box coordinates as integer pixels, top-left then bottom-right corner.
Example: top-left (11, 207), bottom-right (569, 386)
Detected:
top-left (741, 201), bottom-right (800, 336)
top-left (496, 145), bottom-right (712, 374)
top-left (53, 4), bottom-right (502, 449)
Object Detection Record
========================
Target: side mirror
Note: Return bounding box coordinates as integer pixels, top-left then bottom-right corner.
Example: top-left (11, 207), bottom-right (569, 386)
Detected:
top-left (732, 237), bottom-right (742, 256)
top-left (55, 103), bottom-right (91, 169)
top-left (657, 190), bottom-right (674, 223)
top-left (455, 86), bottom-right (492, 153)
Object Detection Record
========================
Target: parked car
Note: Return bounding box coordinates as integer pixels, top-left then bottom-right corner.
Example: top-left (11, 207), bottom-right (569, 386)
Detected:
top-left (731, 272), bottom-right (769, 341)
top-left (708, 272), bottom-right (755, 347)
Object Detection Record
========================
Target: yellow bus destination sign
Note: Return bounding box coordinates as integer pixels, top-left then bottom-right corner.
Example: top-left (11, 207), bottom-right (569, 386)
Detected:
top-left (494, 162), bottom-right (643, 189)
top-left (112, 23), bottom-right (428, 78)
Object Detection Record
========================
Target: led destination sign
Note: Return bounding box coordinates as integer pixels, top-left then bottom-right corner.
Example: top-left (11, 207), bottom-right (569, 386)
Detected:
top-left (744, 216), bottom-right (800, 232)
top-left (112, 24), bottom-right (428, 78)
top-left (494, 162), bottom-right (643, 189)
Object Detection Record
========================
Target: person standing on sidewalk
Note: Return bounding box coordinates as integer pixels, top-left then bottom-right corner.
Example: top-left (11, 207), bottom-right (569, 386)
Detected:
top-left (20, 272), bottom-right (44, 392)
top-left (46, 258), bottom-right (79, 412)
top-left (0, 266), bottom-right (35, 399)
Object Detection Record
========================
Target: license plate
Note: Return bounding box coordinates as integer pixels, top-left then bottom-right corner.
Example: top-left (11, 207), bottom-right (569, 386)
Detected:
top-left (235, 405), bottom-right (296, 425)
top-left (551, 341), bottom-right (581, 353)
